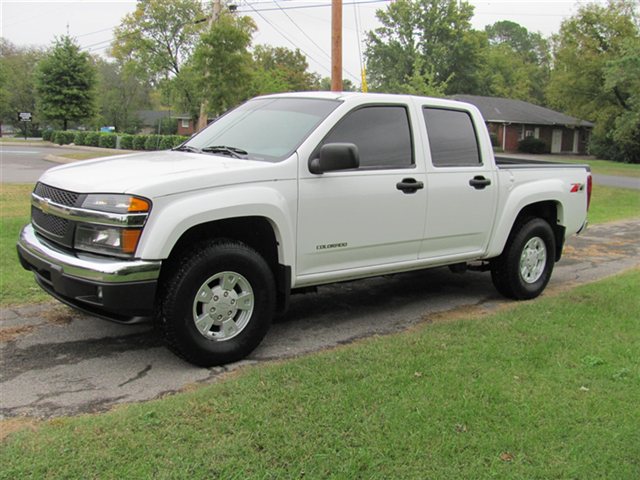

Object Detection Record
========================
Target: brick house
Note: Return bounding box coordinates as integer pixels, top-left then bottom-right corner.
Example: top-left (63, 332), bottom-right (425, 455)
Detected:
top-left (451, 95), bottom-right (594, 154)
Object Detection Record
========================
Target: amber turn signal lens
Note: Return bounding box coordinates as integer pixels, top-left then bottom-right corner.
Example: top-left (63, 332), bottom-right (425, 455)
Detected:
top-left (122, 229), bottom-right (142, 254)
top-left (128, 197), bottom-right (150, 213)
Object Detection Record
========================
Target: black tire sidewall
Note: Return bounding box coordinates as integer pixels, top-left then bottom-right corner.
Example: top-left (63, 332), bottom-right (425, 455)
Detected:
top-left (163, 242), bottom-right (275, 366)
top-left (507, 218), bottom-right (555, 299)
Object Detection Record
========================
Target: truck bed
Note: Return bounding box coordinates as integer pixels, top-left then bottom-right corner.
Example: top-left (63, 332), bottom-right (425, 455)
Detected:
top-left (495, 156), bottom-right (590, 170)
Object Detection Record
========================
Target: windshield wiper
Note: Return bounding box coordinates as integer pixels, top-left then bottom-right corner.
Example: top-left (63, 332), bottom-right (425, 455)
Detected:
top-left (172, 145), bottom-right (201, 153)
top-left (201, 145), bottom-right (248, 159)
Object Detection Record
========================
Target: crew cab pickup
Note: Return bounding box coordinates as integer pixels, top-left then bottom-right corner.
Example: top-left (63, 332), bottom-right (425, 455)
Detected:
top-left (17, 92), bottom-right (592, 366)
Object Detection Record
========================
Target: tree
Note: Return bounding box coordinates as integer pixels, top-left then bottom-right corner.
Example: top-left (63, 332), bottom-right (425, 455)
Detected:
top-left (252, 45), bottom-right (320, 94)
top-left (95, 59), bottom-right (152, 132)
top-left (0, 40), bottom-right (43, 135)
top-left (35, 36), bottom-right (96, 130)
top-left (190, 13), bottom-right (256, 116)
top-left (364, 0), bottom-right (486, 95)
top-left (547, 0), bottom-right (640, 162)
top-left (110, 0), bottom-right (205, 114)
top-left (318, 77), bottom-right (357, 92)
top-left (481, 20), bottom-right (550, 104)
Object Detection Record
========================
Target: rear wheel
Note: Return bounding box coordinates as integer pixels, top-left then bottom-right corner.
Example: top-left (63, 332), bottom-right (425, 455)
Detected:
top-left (159, 240), bottom-right (275, 367)
top-left (491, 218), bottom-right (555, 300)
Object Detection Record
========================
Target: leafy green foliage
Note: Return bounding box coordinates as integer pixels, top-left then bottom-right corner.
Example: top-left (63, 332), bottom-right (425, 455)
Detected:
top-left (252, 45), bottom-right (320, 94)
top-left (0, 40), bottom-right (43, 132)
top-left (518, 136), bottom-right (549, 154)
top-left (191, 13), bottom-right (256, 115)
top-left (41, 130), bottom-right (54, 141)
top-left (98, 134), bottom-right (117, 149)
top-left (144, 134), bottom-right (162, 151)
top-left (132, 135), bottom-right (149, 150)
top-left (547, 0), bottom-right (640, 163)
top-left (84, 132), bottom-right (100, 147)
top-left (35, 36), bottom-right (96, 131)
top-left (364, 0), bottom-right (484, 95)
top-left (119, 134), bottom-right (135, 150)
top-left (73, 131), bottom-right (88, 145)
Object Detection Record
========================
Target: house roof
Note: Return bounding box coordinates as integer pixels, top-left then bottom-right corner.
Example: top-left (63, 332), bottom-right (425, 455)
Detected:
top-left (136, 110), bottom-right (173, 126)
top-left (451, 95), bottom-right (594, 128)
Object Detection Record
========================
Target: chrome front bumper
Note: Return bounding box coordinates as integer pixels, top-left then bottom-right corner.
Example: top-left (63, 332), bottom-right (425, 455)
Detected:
top-left (17, 224), bottom-right (161, 322)
top-left (18, 224), bottom-right (161, 283)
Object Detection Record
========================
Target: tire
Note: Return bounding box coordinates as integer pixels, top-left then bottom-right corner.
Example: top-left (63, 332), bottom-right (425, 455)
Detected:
top-left (158, 240), bottom-right (275, 367)
top-left (490, 218), bottom-right (556, 300)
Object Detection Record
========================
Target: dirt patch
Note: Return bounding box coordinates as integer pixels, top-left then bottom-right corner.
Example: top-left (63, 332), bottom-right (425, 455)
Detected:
top-left (0, 417), bottom-right (39, 442)
top-left (42, 306), bottom-right (75, 325)
top-left (0, 325), bottom-right (35, 342)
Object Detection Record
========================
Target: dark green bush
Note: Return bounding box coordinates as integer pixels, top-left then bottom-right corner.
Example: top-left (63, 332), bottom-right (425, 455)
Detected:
top-left (73, 131), bottom-right (88, 145)
top-left (133, 135), bottom-right (148, 150)
top-left (42, 130), bottom-right (54, 141)
top-left (53, 131), bottom-right (75, 145)
top-left (489, 133), bottom-right (500, 147)
top-left (144, 134), bottom-right (162, 151)
top-left (518, 136), bottom-right (548, 154)
top-left (98, 133), bottom-right (117, 149)
top-left (119, 134), bottom-right (135, 150)
top-left (85, 132), bottom-right (101, 147)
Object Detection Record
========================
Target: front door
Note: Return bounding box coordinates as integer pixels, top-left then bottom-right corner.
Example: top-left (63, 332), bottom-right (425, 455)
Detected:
top-left (297, 105), bottom-right (427, 278)
top-left (551, 129), bottom-right (563, 153)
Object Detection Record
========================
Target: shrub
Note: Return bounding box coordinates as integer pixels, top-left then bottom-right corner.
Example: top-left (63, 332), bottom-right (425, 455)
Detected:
top-left (42, 130), bottom-right (54, 141)
top-left (518, 136), bottom-right (548, 154)
top-left (489, 133), bottom-right (500, 147)
top-left (84, 132), bottom-right (100, 147)
top-left (53, 131), bottom-right (75, 145)
top-left (98, 133), bottom-right (117, 149)
top-left (73, 131), bottom-right (88, 146)
top-left (144, 134), bottom-right (162, 151)
top-left (132, 135), bottom-right (148, 150)
top-left (119, 134), bottom-right (135, 150)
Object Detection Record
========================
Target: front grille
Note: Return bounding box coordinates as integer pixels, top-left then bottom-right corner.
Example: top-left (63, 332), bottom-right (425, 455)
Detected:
top-left (32, 207), bottom-right (69, 237)
top-left (34, 183), bottom-right (80, 207)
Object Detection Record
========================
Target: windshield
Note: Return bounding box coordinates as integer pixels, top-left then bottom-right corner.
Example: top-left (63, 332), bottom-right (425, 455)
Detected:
top-left (184, 97), bottom-right (341, 162)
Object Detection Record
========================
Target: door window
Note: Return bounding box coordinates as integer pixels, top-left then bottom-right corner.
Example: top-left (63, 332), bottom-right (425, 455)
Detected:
top-left (423, 108), bottom-right (481, 167)
top-left (321, 106), bottom-right (413, 168)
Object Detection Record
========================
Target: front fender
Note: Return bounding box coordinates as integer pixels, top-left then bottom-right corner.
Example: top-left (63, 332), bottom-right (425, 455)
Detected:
top-left (136, 181), bottom-right (297, 266)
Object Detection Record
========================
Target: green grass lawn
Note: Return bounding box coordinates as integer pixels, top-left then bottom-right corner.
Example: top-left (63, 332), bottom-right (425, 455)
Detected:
top-left (2, 269), bottom-right (638, 479)
top-left (1, 182), bottom-right (638, 307)
top-left (57, 151), bottom-right (122, 160)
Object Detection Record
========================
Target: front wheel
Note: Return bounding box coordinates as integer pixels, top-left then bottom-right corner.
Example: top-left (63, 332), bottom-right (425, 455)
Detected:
top-left (158, 241), bottom-right (275, 367)
top-left (491, 218), bottom-right (556, 300)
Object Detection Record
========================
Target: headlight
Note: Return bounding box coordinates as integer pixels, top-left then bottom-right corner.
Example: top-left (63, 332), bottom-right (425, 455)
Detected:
top-left (81, 194), bottom-right (150, 214)
top-left (75, 225), bottom-right (143, 257)
top-left (74, 194), bottom-right (151, 257)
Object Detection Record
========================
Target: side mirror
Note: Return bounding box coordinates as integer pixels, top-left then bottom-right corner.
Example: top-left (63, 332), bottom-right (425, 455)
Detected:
top-left (309, 143), bottom-right (359, 174)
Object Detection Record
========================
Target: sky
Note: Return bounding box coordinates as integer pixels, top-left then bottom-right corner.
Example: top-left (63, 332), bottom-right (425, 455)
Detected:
top-left (1, 0), bottom-right (610, 84)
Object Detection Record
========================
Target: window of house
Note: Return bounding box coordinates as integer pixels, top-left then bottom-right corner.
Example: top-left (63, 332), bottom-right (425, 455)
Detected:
top-left (320, 105), bottom-right (413, 168)
top-left (422, 108), bottom-right (481, 167)
top-left (181, 119), bottom-right (190, 128)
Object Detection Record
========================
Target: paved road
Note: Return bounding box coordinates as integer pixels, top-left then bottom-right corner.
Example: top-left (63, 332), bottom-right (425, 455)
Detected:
top-left (593, 174), bottom-right (640, 190)
top-left (1, 219), bottom-right (639, 419)
top-left (0, 144), bottom-right (76, 183)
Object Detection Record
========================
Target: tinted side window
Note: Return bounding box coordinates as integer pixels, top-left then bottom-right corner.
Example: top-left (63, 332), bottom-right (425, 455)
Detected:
top-left (423, 108), bottom-right (481, 167)
top-left (323, 106), bottom-right (413, 168)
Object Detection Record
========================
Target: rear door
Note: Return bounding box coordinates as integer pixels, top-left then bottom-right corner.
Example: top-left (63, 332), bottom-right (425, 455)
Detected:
top-left (297, 104), bottom-right (427, 277)
top-left (418, 105), bottom-right (498, 260)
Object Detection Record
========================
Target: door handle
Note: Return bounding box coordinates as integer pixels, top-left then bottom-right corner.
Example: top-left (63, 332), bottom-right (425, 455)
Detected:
top-left (469, 176), bottom-right (491, 190)
top-left (396, 178), bottom-right (424, 194)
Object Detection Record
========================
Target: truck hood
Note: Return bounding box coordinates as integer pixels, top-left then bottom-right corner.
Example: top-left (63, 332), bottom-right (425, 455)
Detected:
top-left (38, 150), bottom-right (296, 198)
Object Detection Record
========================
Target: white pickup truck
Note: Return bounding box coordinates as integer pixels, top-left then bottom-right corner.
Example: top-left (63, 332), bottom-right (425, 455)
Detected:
top-left (18, 92), bottom-right (591, 366)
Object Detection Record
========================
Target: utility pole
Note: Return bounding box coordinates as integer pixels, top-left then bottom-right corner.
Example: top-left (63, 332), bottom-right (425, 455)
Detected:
top-left (197, 0), bottom-right (222, 131)
top-left (331, 0), bottom-right (342, 92)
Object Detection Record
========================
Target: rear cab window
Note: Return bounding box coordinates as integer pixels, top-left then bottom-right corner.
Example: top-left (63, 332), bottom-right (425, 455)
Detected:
top-left (422, 107), bottom-right (482, 167)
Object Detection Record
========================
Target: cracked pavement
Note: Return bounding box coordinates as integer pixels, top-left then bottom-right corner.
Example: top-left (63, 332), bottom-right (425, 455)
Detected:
top-left (1, 219), bottom-right (639, 419)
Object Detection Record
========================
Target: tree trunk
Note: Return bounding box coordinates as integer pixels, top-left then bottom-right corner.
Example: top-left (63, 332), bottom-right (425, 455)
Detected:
top-left (63, 119), bottom-right (68, 131)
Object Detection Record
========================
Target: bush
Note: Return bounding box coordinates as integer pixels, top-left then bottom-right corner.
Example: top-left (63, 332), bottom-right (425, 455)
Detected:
top-left (132, 135), bottom-right (148, 150)
top-left (73, 131), bottom-right (88, 146)
top-left (84, 132), bottom-right (100, 147)
top-left (98, 133), bottom-right (117, 149)
top-left (518, 136), bottom-right (548, 154)
top-left (119, 134), bottom-right (135, 150)
top-left (42, 130), bottom-right (54, 142)
top-left (144, 134), bottom-right (162, 151)
top-left (53, 131), bottom-right (75, 145)
top-left (489, 133), bottom-right (500, 147)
